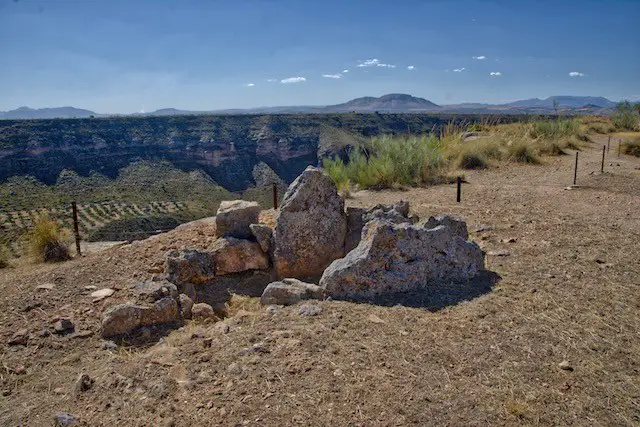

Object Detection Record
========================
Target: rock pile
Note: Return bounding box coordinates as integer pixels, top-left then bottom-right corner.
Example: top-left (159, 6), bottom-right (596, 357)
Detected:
top-left (100, 165), bottom-right (486, 340)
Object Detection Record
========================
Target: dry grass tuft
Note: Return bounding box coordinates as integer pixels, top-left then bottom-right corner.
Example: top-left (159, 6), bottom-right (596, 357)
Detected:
top-left (622, 137), bottom-right (640, 157)
top-left (506, 141), bottom-right (540, 164)
top-left (26, 215), bottom-right (71, 263)
top-left (225, 293), bottom-right (262, 316)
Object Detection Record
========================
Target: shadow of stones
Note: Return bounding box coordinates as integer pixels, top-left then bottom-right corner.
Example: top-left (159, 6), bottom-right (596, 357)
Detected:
top-left (335, 270), bottom-right (501, 312)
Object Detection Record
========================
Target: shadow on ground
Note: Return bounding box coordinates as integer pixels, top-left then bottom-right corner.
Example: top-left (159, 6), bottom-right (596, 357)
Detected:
top-left (341, 270), bottom-right (502, 312)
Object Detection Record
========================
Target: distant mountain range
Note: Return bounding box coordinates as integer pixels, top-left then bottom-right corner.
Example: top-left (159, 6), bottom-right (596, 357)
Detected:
top-left (0, 94), bottom-right (623, 119)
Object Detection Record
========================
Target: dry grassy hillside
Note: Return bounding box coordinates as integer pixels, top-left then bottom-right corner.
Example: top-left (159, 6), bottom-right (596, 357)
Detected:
top-left (1, 134), bottom-right (639, 426)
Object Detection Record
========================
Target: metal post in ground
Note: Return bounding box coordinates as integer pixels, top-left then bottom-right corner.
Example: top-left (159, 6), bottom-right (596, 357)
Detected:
top-left (272, 183), bottom-right (278, 210)
top-left (456, 176), bottom-right (462, 203)
top-left (601, 145), bottom-right (606, 173)
top-left (573, 151), bottom-right (579, 186)
top-left (71, 201), bottom-right (81, 256)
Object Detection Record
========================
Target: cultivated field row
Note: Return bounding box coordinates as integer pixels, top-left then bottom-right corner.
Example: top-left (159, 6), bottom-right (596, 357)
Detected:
top-left (0, 201), bottom-right (187, 235)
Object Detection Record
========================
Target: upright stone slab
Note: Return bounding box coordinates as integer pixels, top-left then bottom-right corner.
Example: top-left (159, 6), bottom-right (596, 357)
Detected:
top-left (215, 200), bottom-right (261, 238)
top-left (320, 218), bottom-right (485, 300)
top-left (273, 166), bottom-right (347, 279)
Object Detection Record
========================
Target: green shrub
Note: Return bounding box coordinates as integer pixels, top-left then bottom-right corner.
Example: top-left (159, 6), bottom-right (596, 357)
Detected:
top-left (622, 138), bottom-right (640, 157)
top-left (529, 118), bottom-right (581, 140)
top-left (612, 101), bottom-right (640, 131)
top-left (323, 134), bottom-right (445, 190)
top-left (26, 216), bottom-right (71, 262)
top-left (506, 142), bottom-right (540, 164)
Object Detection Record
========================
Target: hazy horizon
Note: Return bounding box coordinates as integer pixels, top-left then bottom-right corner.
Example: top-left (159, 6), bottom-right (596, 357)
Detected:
top-left (1, 0), bottom-right (639, 113)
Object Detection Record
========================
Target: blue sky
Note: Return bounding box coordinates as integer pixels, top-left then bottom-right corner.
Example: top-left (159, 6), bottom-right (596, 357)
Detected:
top-left (1, 0), bottom-right (638, 113)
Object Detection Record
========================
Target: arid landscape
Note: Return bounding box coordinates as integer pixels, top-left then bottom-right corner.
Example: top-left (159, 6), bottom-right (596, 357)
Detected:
top-left (2, 1), bottom-right (639, 425)
top-left (1, 126), bottom-right (639, 426)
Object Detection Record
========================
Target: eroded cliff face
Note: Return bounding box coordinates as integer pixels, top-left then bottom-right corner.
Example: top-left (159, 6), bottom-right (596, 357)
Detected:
top-left (0, 113), bottom-right (492, 191)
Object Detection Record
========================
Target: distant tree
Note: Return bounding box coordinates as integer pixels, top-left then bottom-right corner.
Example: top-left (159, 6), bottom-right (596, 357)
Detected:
top-left (553, 99), bottom-right (559, 113)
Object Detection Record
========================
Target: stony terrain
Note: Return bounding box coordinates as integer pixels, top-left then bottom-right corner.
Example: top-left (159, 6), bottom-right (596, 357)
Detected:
top-left (1, 135), bottom-right (639, 426)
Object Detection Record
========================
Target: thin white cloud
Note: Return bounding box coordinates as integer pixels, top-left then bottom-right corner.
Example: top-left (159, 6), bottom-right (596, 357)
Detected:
top-left (569, 71), bottom-right (584, 77)
top-left (280, 77), bottom-right (306, 84)
top-left (244, 83), bottom-right (255, 87)
top-left (453, 68), bottom-right (466, 72)
top-left (407, 65), bottom-right (416, 70)
top-left (473, 56), bottom-right (487, 60)
top-left (489, 71), bottom-right (502, 76)
top-left (266, 78), bottom-right (278, 83)
top-left (322, 74), bottom-right (342, 79)
top-left (357, 58), bottom-right (396, 68)
top-left (342, 69), bottom-right (349, 73)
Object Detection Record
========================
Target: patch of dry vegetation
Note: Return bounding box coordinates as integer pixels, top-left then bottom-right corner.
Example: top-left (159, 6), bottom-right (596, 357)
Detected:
top-left (25, 215), bottom-right (71, 263)
top-left (621, 137), bottom-right (640, 157)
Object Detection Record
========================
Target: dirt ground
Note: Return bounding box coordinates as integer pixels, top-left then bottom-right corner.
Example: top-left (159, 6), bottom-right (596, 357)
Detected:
top-left (1, 136), bottom-right (639, 426)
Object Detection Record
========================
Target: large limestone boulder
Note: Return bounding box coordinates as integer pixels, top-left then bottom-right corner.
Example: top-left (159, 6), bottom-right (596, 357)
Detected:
top-left (165, 249), bottom-right (215, 285)
top-left (210, 237), bottom-right (270, 275)
top-left (344, 201), bottom-right (412, 253)
top-left (273, 166), bottom-right (347, 279)
top-left (320, 217), bottom-right (485, 300)
top-left (260, 278), bottom-right (324, 306)
top-left (215, 200), bottom-right (261, 238)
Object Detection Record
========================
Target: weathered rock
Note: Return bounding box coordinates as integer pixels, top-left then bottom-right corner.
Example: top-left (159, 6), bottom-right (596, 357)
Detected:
top-left (249, 223), bottom-right (272, 253)
top-left (131, 280), bottom-right (178, 303)
top-left (320, 218), bottom-right (485, 300)
top-left (8, 329), bottom-right (29, 346)
top-left (165, 249), bottom-right (215, 285)
top-left (215, 200), bottom-right (261, 238)
top-left (90, 288), bottom-right (115, 302)
top-left (345, 202), bottom-right (412, 253)
top-left (260, 278), bottom-right (324, 306)
top-left (101, 304), bottom-right (143, 338)
top-left (54, 412), bottom-right (77, 427)
top-left (210, 237), bottom-right (270, 275)
top-left (140, 297), bottom-right (180, 327)
top-left (53, 319), bottom-right (75, 334)
top-left (178, 294), bottom-right (194, 319)
top-left (299, 303), bottom-right (322, 317)
top-left (273, 166), bottom-right (347, 278)
top-left (191, 303), bottom-right (220, 321)
top-left (423, 214), bottom-right (469, 240)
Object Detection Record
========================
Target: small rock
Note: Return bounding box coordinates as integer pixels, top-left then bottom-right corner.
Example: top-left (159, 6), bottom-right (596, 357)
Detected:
top-left (241, 342), bottom-right (269, 355)
top-left (191, 303), bottom-right (220, 322)
top-left (487, 250), bottom-right (511, 257)
top-left (91, 288), bottom-right (115, 302)
top-left (265, 305), bottom-right (281, 314)
top-left (70, 330), bottom-right (93, 339)
top-left (36, 283), bottom-right (55, 291)
top-left (2, 389), bottom-right (11, 396)
top-left (298, 303), bottom-right (322, 317)
top-left (559, 360), bottom-right (573, 371)
top-left (260, 278), bottom-right (324, 306)
top-left (367, 314), bottom-right (385, 324)
top-left (8, 329), bottom-right (29, 346)
top-left (53, 387), bottom-right (65, 395)
top-left (102, 340), bottom-right (118, 350)
top-left (53, 319), bottom-right (75, 334)
top-left (12, 365), bottom-right (26, 375)
top-left (178, 294), bottom-right (194, 319)
top-left (474, 225), bottom-right (494, 233)
top-left (75, 373), bottom-right (94, 393)
top-left (84, 285), bottom-right (98, 291)
top-left (54, 412), bottom-right (77, 426)
top-left (501, 237), bottom-right (517, 243)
